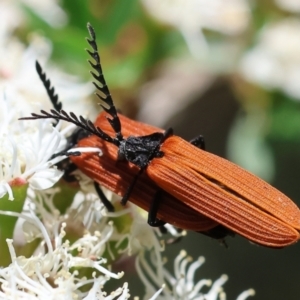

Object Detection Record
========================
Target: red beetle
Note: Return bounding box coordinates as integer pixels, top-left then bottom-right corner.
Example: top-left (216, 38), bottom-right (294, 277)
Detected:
top-left (22, 23), bottom-right (300, 248)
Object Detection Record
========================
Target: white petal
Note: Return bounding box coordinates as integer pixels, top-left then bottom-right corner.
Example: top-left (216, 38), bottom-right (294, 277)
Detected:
top-left (28, 168), bottom-right (63, 190)
top-left (0, 182), bottom-right (14, 200)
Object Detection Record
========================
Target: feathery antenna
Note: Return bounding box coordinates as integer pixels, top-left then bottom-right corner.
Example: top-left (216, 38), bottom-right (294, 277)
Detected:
top-left (20, 23), bottom-right (123, 147)
top-left (86, 23), bottom-right (123, 142)
top-left (35, 61), bottom-right (62, 112)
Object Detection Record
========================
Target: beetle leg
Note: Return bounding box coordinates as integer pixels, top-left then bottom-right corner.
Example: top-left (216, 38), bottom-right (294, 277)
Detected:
top-left (161, 128), bottom-right (174, 142)
top-left (147, 189), bottom-right (166, 227)
top-left (190, 135), bottom-right (205, 150)
top-left (94, 182), bottom-right (115, 212)
top-left (121, 168), bottom-right (144, 205)
top-left (199, 225), bottom-right (234, 240)
top-left (59, 162), bottom-right (78, 183)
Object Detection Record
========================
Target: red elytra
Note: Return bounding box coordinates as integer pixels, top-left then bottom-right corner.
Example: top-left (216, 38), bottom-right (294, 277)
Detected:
top-left (71, 112), bottom-right (300, 248)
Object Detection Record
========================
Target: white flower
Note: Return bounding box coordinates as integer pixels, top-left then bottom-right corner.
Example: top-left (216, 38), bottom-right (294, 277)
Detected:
top-left (0, 35), bottom-right (94, 119)
top-left (240, 18), bottom-right (300, 99)
top-left (84, 282), bottom-right (130, 300)
top-left (141, 0), bottom-right (250, 58)
top-left (136, 250), bottom-right (255, 300)
top-left (274, 0), bottom-right (300, 13)
top-left (0, 13), bottom-right (97, 200)
top-left (0, 0), bottom-right (67, 29)
top-left (0, 3), bottom-right (94, 123)
top-left (21, 0), bottom-right (67, 27)
top-left (0, 206), bottom-right (126, 300)
top-left (0, 91), bottom-right (70, 200)
top-left (114, 207), bottom-right (163, 256)
top-left (0, 1), bottom-right (23, 42)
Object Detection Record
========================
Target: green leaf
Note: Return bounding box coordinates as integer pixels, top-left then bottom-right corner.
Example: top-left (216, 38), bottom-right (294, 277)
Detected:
top-left (0, 184), bottom-right (28, 266)
top-left (52, 181), bottom-right (78, 215)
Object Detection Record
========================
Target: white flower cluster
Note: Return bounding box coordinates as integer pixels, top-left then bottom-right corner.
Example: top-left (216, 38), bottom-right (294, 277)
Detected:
top-left (240, 18), bottom-right (300, 99)
top-left (137, 249), bottom-right (255, 300)
top-left (141, 0), bottom-right (250, 58)
top-left (0, 0), bottom-right (67, 30)
top-left (0, 206), bottom-right (127, 299)
top-left (0, 88), bottom-right (67, 199)
top-left (0, 190), bottom-right (255, 299)
top-left (141, 0), bottom-right (300, 100)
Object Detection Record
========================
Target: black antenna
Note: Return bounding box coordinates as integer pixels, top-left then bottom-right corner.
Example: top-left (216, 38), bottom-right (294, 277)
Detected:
top-left (86, 23), bottom-right (123, 142)
top-left (22, 109), bottom-right (119, 145)
top-left (35, 61), bottom-right (62, 112)
top-left (20, 24), bottom-right (122, 147)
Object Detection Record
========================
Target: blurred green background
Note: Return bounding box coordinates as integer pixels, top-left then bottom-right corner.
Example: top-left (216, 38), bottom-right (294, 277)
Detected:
top-left (3, 0), bottom-right (300, 298)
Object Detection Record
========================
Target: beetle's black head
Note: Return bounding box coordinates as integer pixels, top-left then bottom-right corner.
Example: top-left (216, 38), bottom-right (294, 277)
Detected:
top-left (118, 133), bottom-right (165, 168)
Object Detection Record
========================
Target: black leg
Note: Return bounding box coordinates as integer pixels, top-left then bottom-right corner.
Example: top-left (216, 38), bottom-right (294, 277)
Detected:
top-left (199, 225), bottom-right (234, 240)
top-left (149, 190), bottom-right (184, 244)
top-left (59, 162), bottom-right (78, 183)
top-left (190, 135), bottom-right (205, 150)
top-left (94, 182), bottom-right (115, 212)
top-left (121, 168), bottom-right (144, 205)
top-left (158, 225), bottom-right (167, 234)
top-left (147, 190), bottom-right (166, 227)
top-left (162, 128), bottom-right (174, 142)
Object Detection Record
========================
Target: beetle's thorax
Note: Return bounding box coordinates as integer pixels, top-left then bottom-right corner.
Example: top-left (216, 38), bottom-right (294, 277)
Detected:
top-left (117, 132), bottom-right (165, 169)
